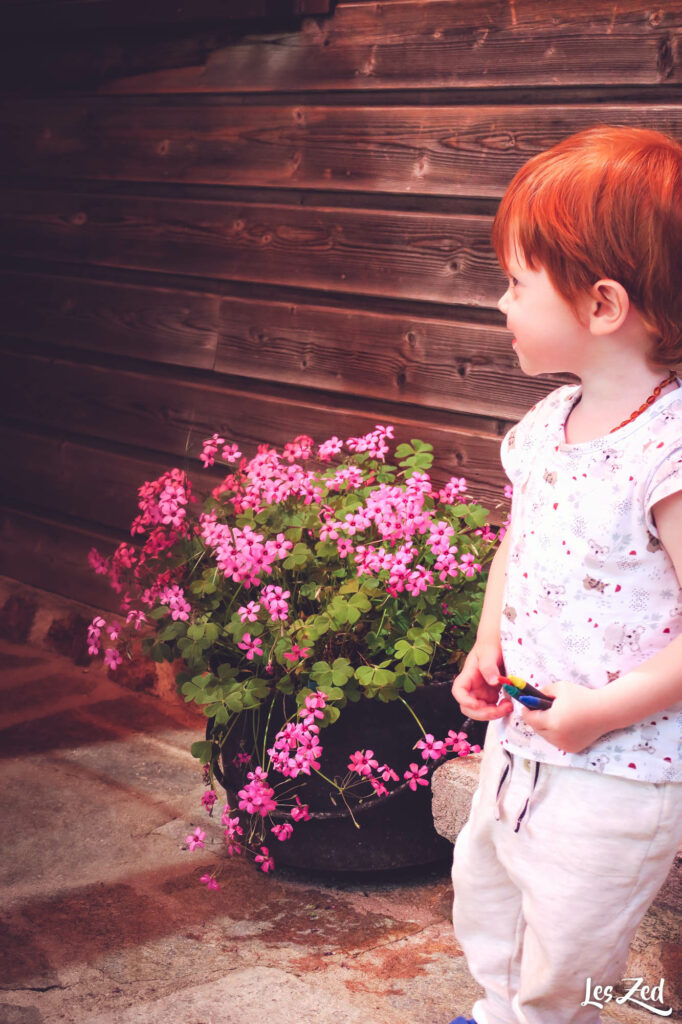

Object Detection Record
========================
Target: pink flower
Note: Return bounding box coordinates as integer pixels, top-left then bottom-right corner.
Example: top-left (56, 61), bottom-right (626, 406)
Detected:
top-left (346, 425), bottom-right (394, 462)
top-left (238, 601), bottom-right (261, 623)
top-left (271, 823), bottom-right (294, 842)
top-left (159, 583), bottom-right (192, 621)
top-left (186, 827), bottom-right (206, 851)
top-left (237, 633), bottom-right (264, 660)
top-left (201, 790), bottom-right (218, 813)
top-left (200, 433), bottom-right (225, 468)
top-left (405, 564), bottom-right (434, 597)
top-left (283, 643), bottom-right (311, 663)
top-left (269, 533), bottom-right (293, 559)
top-left (348, 749), bottom-right (379, 777)
top-left (221, 443), bottom-right (242, 462)
top-left (260, 585), bottom-right (290, 622)
top-left (444, 731), bottom-right (481, 758)
top-left (318, 436), bottom-right (343, 461)
top-left (439, 476), bottom-right (468, 502)
top-left (378, 764), bottom-right (399, 783)
top-left (416, 734), bottom-right (446, 761)
top-left (103, 647), bottom-right (122, 670)
top-left (238, 771), bottom-right (277, 816)
top-left (458, 553), bottom-right (482, 578)
top-left (370, 778), bottom-right (389, 797)
top-left (200, 873), bottom-right (220, 890)
top-left (87, 616), bottom-right (106, 656)
top-left (221, 809), bottom-right (243, 835)
top-left (88, 548), bottom-right (110, 576)
top-left (255, 846), bottom-right (275, 872)
top-left (291, 796), bottom-right (310, 822)
top-left (404, 763), bottom-right (429, 791)
top-left (125, 609), bottom-right (147, 630)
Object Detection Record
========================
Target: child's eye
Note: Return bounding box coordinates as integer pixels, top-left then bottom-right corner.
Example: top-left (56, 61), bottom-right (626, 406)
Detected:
top-left (509, 276), bottom-right (519, 287)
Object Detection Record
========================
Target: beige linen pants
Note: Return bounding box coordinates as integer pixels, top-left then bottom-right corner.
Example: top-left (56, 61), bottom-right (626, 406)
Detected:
top-left (452, 731), bottom-right (682, 1024)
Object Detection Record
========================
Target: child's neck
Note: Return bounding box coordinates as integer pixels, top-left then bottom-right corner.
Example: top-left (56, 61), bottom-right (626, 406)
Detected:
top-left (564, 364), bottom-right (678, 444)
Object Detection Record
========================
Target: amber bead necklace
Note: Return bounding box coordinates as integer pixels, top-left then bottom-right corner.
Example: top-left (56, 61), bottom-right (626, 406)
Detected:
top-left (609, 370), bottom-right (678, 434)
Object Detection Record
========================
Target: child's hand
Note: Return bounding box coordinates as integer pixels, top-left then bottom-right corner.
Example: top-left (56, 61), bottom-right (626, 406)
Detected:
top-left (520, 680), bottom-right (606, 753)
top-left (452, 641), bottom-right (514, 721)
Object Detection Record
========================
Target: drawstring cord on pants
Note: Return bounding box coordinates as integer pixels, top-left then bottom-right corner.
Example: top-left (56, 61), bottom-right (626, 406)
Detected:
top-left (494, 748), bottom-right (542, 832)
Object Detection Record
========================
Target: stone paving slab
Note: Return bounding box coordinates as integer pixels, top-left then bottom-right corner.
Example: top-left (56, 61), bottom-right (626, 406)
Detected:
top-left (0, 639), bottom-right (673, 1024)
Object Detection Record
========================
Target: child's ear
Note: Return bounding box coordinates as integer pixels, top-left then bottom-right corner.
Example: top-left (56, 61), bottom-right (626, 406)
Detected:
top-left (586, 279), bottom-right (630, 335)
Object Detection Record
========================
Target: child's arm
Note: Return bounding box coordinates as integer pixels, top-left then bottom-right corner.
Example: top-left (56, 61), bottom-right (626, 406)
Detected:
top-left (452, 529), bottom-right (514, 721)
top-left (523, 489), bottom-right (682, 753)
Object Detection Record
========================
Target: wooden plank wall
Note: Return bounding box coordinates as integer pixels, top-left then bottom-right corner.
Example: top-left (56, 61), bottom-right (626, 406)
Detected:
top-left (0, 0), bottom-right (681, 609)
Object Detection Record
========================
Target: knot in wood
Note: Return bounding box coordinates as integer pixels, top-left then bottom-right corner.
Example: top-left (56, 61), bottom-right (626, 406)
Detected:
top-left (656, 35), bottom-right (674, 80)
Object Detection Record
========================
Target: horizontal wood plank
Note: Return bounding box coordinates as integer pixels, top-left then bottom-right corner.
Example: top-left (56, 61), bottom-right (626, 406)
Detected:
top-left (0, 271), bottom-right (218, 370)
top-left (213, 293), bottom-right (565, 419)
top-left (0, 357), bottom-right (512, 514)
top-left (1, 270), bottom-right (566, 419)
top-left (0, 428), bottom-right (166, 532)
top-left (101, 1), bottom-right (682, 94)
top-left (3, 101), bottom-right (681, 198)
top-left (0, 506), bottom-right (124, 613)
top-left (0, 191), bottom-right (502, 308)
top-left (1, 421), bottom-right (508, 529)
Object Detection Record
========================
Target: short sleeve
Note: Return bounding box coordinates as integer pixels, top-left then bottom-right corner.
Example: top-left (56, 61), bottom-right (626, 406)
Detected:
top-left (645, 446), bottom-right (682, 537)
top-left (500, 420), bottom-right (525, 487)
top-left (500, 386), bottom-right (578, 488)
top-left (500, 396), bottom-right (548, 487)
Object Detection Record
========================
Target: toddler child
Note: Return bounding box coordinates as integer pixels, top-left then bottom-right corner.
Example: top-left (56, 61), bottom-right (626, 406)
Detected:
top-left (449, 125), bottom-right (682, 1024)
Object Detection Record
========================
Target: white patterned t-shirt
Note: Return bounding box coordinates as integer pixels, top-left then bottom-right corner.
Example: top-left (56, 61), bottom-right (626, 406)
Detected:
top-left (493, 381), bottom-right (682, 782)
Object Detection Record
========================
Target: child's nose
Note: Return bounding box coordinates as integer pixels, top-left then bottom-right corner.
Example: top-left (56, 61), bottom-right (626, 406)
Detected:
top-left (498, 288), bottom-right (510, 314)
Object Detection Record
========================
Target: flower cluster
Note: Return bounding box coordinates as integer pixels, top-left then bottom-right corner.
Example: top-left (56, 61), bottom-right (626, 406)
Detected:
top-left (88, 425), bottom-right (503, 879)
top-left (184, 691), bottom-right (481, 876)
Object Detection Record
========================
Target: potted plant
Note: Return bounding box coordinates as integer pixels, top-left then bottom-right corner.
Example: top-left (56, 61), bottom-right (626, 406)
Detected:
top-left (87, 424), bottom-right (502, 884)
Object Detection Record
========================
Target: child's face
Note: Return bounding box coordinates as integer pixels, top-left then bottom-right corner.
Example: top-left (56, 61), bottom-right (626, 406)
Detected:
top-left (497, 242), bottom-right (590, 377)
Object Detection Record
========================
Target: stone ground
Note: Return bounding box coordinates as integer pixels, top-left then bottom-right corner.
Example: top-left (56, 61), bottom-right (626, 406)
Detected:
top-left (0, 637), bottom-right (672, 1024)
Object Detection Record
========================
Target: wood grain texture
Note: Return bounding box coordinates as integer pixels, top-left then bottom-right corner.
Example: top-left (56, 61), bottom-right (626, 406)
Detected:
top-left (3, 100), bottom-right (681, 197)
top-left (0, 427), bottom-right (165, 532)
top-left (100, 0), bottom-right (682, 94)
top-left (213, 292), bottom-right (566, 419)
top-left (0, 506), bottom-right (124, 613)
top-left (0, 351), bottom-right (513, 509)
top-left (0, 270), bottom-right (218, 370)
top-left (0, 190), bottom-right (501, 308)
top-left (1, 270), bottom-right (568, 419)
top-left (1, 421), bottom-right (508, 527)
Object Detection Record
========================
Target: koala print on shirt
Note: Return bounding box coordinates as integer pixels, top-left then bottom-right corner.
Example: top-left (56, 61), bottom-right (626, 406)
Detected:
top-left (603, 622), bottom-right (645, 654)
top-left (589, 753), bottom-right (610, 773)
top-left (591, 448), bottom-right (622, 479)
top-left (537, 581), bottom-right (566, 617)
top-left (585, 539), bottom-right (610, 568)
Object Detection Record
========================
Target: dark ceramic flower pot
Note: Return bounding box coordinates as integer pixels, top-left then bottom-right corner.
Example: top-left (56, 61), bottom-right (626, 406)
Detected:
top-left (210, 681), bottom-right (486, 873)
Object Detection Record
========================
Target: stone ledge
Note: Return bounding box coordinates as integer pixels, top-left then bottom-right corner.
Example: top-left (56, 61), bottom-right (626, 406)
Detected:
top-left (0, 575), bottom-right (179, 701)
top-left (432, 756), bottom-right (682, 1015)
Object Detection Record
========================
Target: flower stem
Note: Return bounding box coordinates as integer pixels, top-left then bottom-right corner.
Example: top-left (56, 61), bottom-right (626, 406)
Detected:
top-left (397, 694), bottom-right (426, 737)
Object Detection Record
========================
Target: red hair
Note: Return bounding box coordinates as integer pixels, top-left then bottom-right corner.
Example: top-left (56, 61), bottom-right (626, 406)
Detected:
top-left (492, 125), bottom-right (682, 366)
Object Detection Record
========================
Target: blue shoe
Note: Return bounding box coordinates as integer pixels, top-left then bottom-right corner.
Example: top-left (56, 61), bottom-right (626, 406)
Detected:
top-left (448, 1018), bottom-right (477, 1024)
